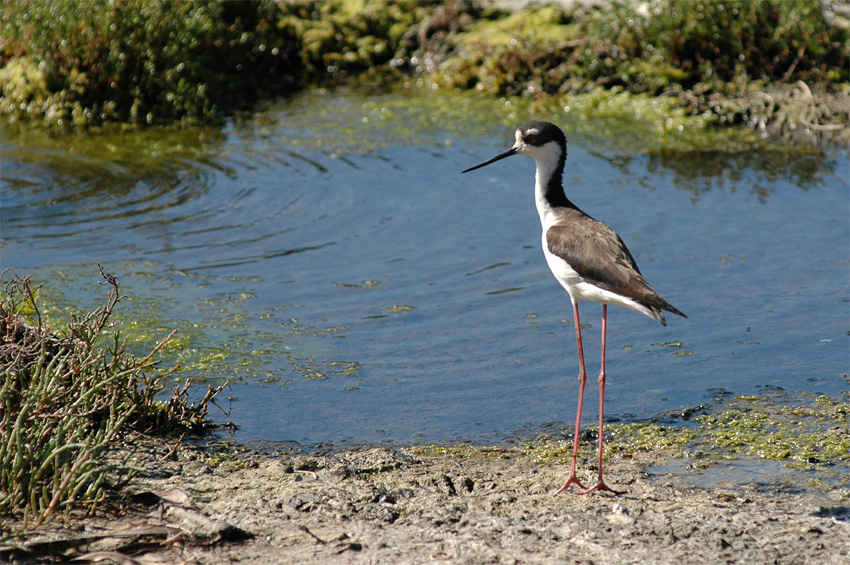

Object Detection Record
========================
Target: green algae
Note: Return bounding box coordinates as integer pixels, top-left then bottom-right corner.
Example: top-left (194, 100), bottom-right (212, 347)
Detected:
top-left (303, 82), bottom-right (785, 155)
top-left (263, 83), bottom-right (764, 155)
top-left (33, 264), bottom-right (359, 390)
top-left (10, 77), bottom-right (833, 209)
top-left (410, 444), bottom-right (511, 460)
top-left (694, 394), bottom-right (850, 468)
top-left (413, 391), bottom-right (850, 491)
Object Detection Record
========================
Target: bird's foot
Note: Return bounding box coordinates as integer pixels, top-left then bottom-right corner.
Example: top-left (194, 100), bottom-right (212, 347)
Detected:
top-left (553, 474), bottom-right (586, 495)
top-left (578, 480), bottom-right (622, 495)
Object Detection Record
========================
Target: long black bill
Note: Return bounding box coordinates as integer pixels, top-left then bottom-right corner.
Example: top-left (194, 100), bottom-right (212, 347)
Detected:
top-left (461, 147), bottom-right (517, 173)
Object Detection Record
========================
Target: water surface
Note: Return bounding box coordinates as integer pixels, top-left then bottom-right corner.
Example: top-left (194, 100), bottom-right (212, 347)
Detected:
top-left (2, 88), bottom-right (847, 446)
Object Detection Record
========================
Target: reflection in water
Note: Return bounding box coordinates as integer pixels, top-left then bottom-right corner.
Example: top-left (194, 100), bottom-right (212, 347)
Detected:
top-left (1, 88), bottom-right (847, 447)
top-left (591, 149), bottom-right (841, 204)
top-left (645, 150), bottom-right (840, 202)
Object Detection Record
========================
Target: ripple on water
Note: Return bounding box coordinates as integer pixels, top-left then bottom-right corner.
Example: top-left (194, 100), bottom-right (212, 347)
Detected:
top-left (1, 88), bottom-right (847, 449)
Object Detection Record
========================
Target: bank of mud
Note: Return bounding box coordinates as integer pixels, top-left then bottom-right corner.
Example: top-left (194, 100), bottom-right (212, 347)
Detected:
top-left (4, 439), bottom-right (849, 564)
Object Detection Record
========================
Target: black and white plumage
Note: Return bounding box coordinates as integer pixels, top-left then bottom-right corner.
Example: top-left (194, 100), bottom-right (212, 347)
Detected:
top-left (463, 121), bottom-right (686, 494)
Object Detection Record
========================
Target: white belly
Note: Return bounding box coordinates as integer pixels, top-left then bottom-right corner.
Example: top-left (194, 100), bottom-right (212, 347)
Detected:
top-left (541, 236), bottom-right (654, 317)
top-left (532, 161), bottom-right (664, 322)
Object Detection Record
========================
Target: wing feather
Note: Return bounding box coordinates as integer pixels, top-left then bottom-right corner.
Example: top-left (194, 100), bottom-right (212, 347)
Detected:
top-left (546, 212), bottom-right (685, 318)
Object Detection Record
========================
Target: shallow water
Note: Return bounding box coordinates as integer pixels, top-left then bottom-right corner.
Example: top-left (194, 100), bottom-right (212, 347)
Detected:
top-left (2, 88), bottom-right (848, 447)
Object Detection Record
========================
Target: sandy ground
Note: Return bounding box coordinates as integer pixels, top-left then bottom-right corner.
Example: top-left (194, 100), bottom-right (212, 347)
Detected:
top-left (4, 439), bottom-right (849, 564)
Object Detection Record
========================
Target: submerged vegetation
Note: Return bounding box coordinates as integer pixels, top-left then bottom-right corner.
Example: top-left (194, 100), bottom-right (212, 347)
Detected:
top-left (1, 0), bottom-right (847, 142)
top-left (0, 268), bottom-right (225, 525)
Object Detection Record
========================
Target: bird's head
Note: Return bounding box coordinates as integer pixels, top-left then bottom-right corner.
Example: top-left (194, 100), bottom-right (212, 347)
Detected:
top-left (462, 121), bottom-right (567, 174)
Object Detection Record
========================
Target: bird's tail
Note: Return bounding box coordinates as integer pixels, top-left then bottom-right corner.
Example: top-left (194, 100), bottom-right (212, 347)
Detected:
top-left (651, 302), bottom-right (687, 326)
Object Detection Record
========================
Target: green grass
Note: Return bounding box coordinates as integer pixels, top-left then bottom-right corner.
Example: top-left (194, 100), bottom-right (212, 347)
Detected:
top-left (0, 266), bottom-right (225, 526)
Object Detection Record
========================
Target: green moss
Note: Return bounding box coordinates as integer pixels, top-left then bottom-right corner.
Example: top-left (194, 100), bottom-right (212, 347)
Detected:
top-left (459, 5), bottom-right (572, 47)
top-left (413, 392), bottom-right (849, 490)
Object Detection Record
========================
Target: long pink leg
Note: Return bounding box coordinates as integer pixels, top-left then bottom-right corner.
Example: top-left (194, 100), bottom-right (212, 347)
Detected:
top-left (580, 305), bottom-right (620, 494)
top-left (554, 300), bottom-right (588, 494)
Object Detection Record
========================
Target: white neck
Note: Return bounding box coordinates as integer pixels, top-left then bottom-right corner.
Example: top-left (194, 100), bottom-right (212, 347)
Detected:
top-left (529, 143), bottom-right (563, 226)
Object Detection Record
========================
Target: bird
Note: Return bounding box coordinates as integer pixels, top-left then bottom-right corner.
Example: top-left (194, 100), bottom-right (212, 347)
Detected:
top-left (462, 121), bottom-right (686, 494)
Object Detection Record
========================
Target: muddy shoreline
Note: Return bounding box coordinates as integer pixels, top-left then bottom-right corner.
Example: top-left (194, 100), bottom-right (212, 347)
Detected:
top-left (4, 438), bottom-right (849, 564)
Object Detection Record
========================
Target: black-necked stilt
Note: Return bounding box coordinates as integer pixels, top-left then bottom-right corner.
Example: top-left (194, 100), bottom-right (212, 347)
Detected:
top-left (463, 121), bottom-right (687, 494)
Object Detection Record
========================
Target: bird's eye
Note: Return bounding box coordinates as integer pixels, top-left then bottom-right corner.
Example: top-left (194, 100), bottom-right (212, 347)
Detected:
top-left (525, 133), bottom-right (536, 143)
